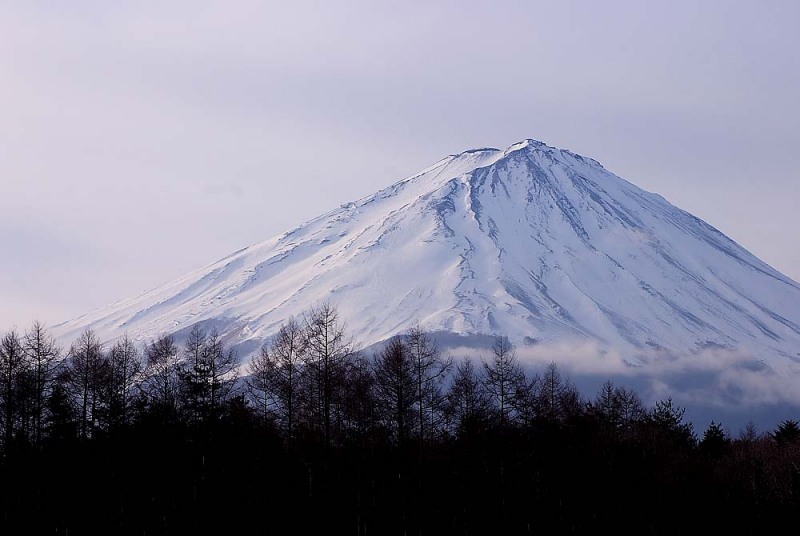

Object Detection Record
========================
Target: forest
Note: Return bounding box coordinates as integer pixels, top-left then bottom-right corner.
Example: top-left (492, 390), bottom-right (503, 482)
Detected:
top-left (1, 302), bottom-right (800, 535)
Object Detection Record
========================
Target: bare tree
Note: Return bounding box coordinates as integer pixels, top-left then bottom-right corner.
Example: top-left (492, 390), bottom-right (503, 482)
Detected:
top-left (105, 334), bottom-right (143, 430)
top-left (144, 334), bottom-right (181, 422)
top-left (22, 322), bottom-right (60, 446)
top-left (536, 362), bottom-right (582, 423)
top-left (406, 326), bottom-right (452, 451)
top-left (67, 329), bottom-right (107, 439)
top-left (202, 329), bottom-right (238, 421)
top-left (303, 303), bottom-right (352, 447)
top-left (589, 380), bottom-right (644, 436)
top-left (373, 337), bottom-right (415, 448)
top-left (246, 342), bottom-right (278, 425)
top-left (341, 352), bottom-right (376, 446)
top-left (445, 358), bottom-right (490, 438)
top-left (482, 336), bottom-right (525, 428)
top-left (0, 330), bottom-right (26, 448)
top-left (591, 380), bottom-right (619, 426)
top-left (260, 318), bottom-right (306, 445)
top-left (739, 421), bottom-right (760, 442)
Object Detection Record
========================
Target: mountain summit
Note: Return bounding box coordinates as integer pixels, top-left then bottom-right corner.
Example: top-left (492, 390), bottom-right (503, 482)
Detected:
top-left (54, 139), bottom-right (800, 371)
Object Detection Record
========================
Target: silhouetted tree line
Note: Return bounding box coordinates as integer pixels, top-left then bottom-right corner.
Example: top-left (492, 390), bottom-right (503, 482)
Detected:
top-left (2, 305), bottom-right (800, 534)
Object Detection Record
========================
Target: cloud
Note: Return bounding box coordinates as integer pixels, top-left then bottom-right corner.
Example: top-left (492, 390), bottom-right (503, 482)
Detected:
top-left (444, 338), bottom-right (800, 431)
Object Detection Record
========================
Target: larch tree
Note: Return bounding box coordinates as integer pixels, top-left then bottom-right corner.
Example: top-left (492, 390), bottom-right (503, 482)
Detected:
top-left (201, 329), bottom-right (238, 422)
top-left (341, 352), bottom-right (376, 447)
top-left (0, 330), bottom-right (26, 448)
top-left (269, 318), bottom-right (306, 446)
top-left (143, 334), bottom-right (181, 423)
top-left (445, 358), bottom-right (490, 438)
top-left (246, 341), bottom-right (278, 426)
top-left (536, 362), bottom-right (582, 424)
top-left (373, 337), bottom-right (415, 448)
top-left (106, 334), bottom-right (142, 431)
top-left (406, 326), bottom-right (451, 451)
top-left (482, 336), bottom-right (525, 428)
top-left (67, 329), bottom-right (107, 440)
top-left (590, 380), bottom-right (645, 437)
top-left (22, 322), bottom-right (60, 447)
top-left (303, 303), bottom-right (351, 447)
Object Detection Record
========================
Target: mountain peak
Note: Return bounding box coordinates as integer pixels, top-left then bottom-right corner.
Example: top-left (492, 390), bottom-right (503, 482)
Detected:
top-left (53, 140), bottom-right (800, 377)
top-left (507, 138), bottom-right (547, 151)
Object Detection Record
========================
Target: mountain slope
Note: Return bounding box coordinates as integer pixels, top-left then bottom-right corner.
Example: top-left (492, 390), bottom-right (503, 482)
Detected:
top-left (53, 139), bottom-right (800, 372)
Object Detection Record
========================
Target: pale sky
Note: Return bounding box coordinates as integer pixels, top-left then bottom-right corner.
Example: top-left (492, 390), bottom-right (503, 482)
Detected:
top-left (2, 1), bottom-right (799, 331)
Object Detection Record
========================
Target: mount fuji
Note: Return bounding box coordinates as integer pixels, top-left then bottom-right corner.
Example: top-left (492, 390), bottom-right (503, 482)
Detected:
top-left (53, 139), bottom-right (800, 376)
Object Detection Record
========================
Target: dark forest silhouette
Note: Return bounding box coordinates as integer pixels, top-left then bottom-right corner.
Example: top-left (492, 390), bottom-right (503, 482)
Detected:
top-left (2, 306), bottom-right (800, 534)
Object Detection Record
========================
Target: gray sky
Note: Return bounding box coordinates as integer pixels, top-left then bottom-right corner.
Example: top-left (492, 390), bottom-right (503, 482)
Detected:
top-left (2, 0), bottom-right (799, 331)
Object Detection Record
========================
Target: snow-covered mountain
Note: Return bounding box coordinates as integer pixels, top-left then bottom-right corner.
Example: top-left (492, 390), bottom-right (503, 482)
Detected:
top-left (53, 139), bottom-right (800, 373)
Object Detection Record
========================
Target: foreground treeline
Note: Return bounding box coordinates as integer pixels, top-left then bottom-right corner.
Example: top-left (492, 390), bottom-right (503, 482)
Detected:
top-left (2, 304), bottom-right (800, 534)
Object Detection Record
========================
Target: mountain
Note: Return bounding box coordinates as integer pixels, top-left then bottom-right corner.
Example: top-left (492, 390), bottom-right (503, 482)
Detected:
top-left (53, 139), bottom-right (800, 373)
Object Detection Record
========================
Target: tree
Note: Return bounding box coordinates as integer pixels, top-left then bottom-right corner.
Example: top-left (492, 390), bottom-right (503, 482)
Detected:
top-left (406, 326), bottom-right (451, 451)
top-left (204, 330), bottom-right (239, 420)
top-left (181, 325), bottom-right (207, 425)
top-left (246, 341), bottom-right (278, 426)
top-left (700, 420), bottom-right (729, 457)
top-left (614, 385), bottom-right (646, 434)
top-left (445, 358), bottom-right (490, 438)
top-left (536, 362), bottom-right (582, 424)
top-left (303, 303), bottom-right (352, 447)
top-left (105, 334), bottom-right (142, 431)
top-left (511, 370), bottom-right (542, 430)
top-left (341, 352), bottom-right (377, 447)
top-left (373, 337), bottom-right (415, 448)
top-left (46, 370), bottom-right (76, 443)
top-left (591, 380), bottom-right (619, 426)
top-left (0, 330), bottom-right (26, 448)
top-left (772, 419), bottom-right (800, 445)
top-left (22, 322), bottom-right (60, 447)
top-left (739, 421), bottom-right (759, 442)
top-left (254, 318), bottom-right (306, 446)
top-left (143, 334), bottom-right (181, 422)
top-left (482, 336), bottom-right (525, 428)
top-left (66, 329), bottom-right (107, 440)
top-left (589, 380), bottom-right (645, 436)
top-left (648, 397), bottom-right (695, 447)
top-left (180, 328), bottom-right (238, 426)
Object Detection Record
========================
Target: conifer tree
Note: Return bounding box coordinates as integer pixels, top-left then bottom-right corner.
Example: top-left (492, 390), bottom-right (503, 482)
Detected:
top-left (772, 419), bottom-right (800, 445)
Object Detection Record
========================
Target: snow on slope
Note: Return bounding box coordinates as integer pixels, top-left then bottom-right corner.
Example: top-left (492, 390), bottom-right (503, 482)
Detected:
top-left (53, 139), bottom-right (800, 373)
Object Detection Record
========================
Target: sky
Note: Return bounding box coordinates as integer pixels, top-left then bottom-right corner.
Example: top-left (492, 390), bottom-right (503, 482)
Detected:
top-left (2, 0), bottom-right (799, 332)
